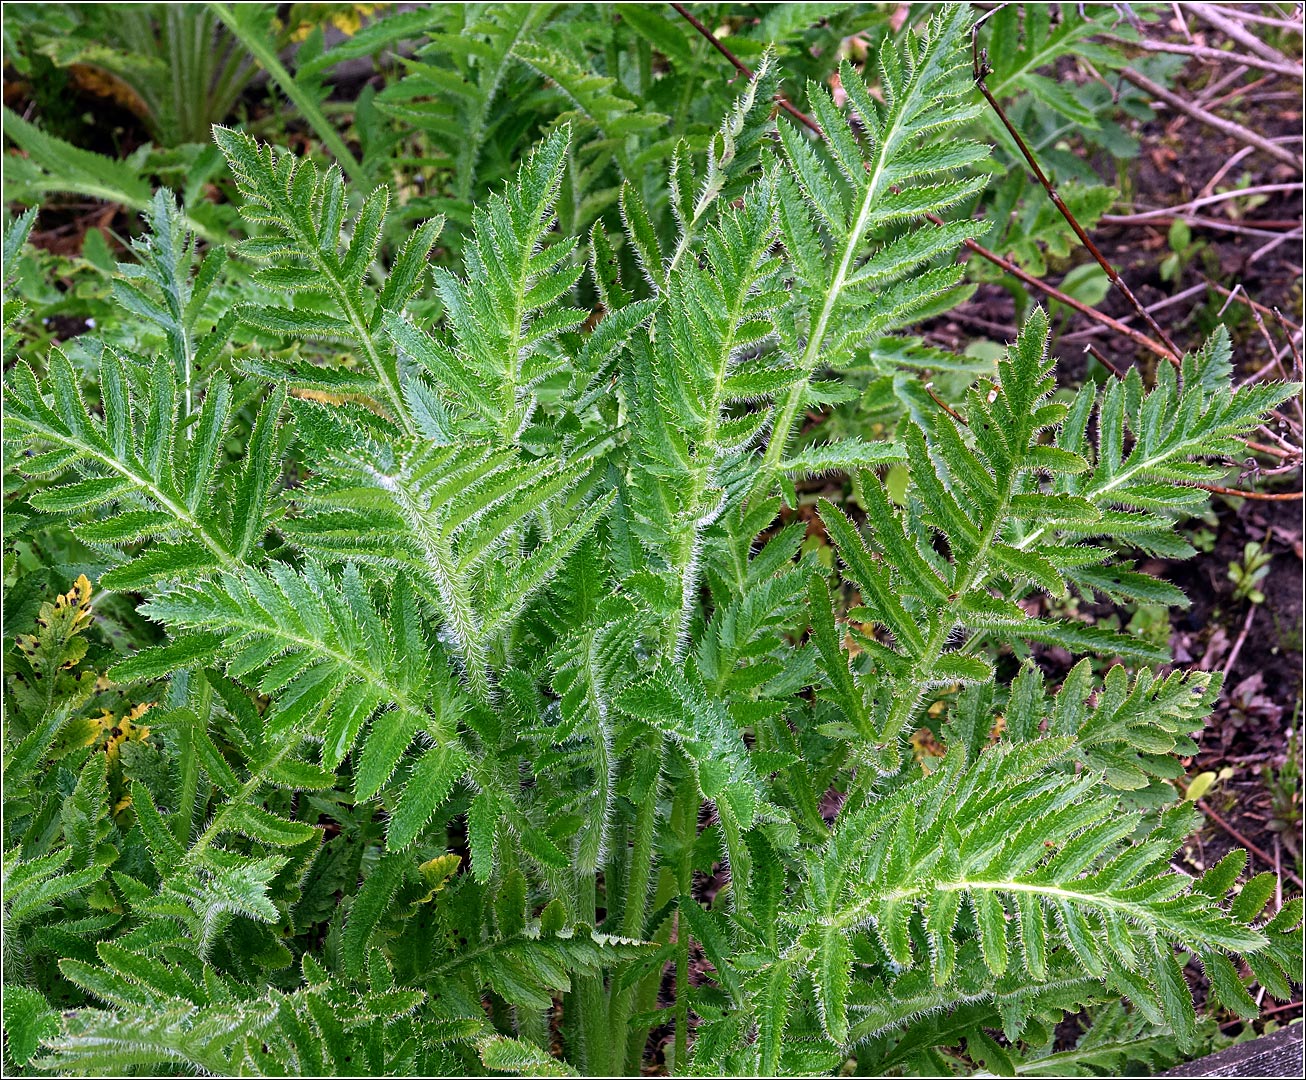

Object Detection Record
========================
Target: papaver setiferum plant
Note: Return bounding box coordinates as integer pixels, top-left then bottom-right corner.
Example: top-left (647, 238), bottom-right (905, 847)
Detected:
top-left (2, 7), bottom-right (1300, 1077)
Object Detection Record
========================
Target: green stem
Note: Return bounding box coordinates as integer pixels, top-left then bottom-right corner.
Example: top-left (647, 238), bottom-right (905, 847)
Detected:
top-left (171, 674), bottom-right (209, 847)
top-left (666, 523), bottom-right (706, 661)
top-left (673, 913), bottom-right (689, 1074)
top-left (620, 772), bottom-right (659, 942)
top-left (846, 479), bottom-right (1014, 805)
top-left (493, 840), bottom-right (548, 1049)
top-left (332, 282), bottom-right (418, 439)
top-left (21, 425), bottom-right (239, 569)
top-left (455, 6), bottom-right (544, 205)
top-left (188, 735), bottom-right (295, 859)
top-left (623, 861), bottom-right (680, 1074)
top-left (606, 750), bottom-right (664, 1074)
top-left (754, 42), bottom-right (942, 503)
top-left (518, 1001), bottom-right (549, 1049)
top-left (573, 872), bottom-right (609, 1073)
top-left (380, 478), bottom-right (489, 698)
top-left (716, 801), bottom-right (750, 921)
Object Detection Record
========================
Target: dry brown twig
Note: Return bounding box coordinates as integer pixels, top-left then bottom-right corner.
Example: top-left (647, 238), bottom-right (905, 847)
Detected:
top-left (1196, 143), bottom-right (1258, 195)
top-left (1098, 212), bottom-right (1300, 239)
top-left (969, 22), bottom-right (1191, 362)
top-left (1273, 308), bottom-right (1304, 372)
top-left (1102, 182), bottom-right (1303, 222)
top-left (1170, 1), bottom-right (1193, 42)
top-left (1199, 6), bottom-right (1303, 34)
top-left (1221, 603), bottom-right (1258, 678)
top-left (1187, 2), bottom-right (1300, 65)
top-left (1116, 66), bottom-right (1304, 171)
top-left (968, 15), bottom-right (1303, 482)
top-left (953, 239), bottom-right (1180, 359)
top-left (1247, 227), bottom-right (1302, 265)
top-left (1203, 71), bottom-right (1276, 111)
top-left (1194, 64), bottom-right (1256, 108)
top-left (923, 382), bottom-right (968, 426)
top-left (668, 3), bottom-right (820, 133)
top-left (1103, 34), bottom-right (1303, 78)
top-left (1238, 292), bottom-right (1298, 389)
top-left (665, 5), bottom-right (1249, 371)
top-left (1064, 284), bottom-right (1209, 350)
top-left (1206, 277), bottom-right (1302, 332)
top-left (1084, 342), bottom-right (1124, 378)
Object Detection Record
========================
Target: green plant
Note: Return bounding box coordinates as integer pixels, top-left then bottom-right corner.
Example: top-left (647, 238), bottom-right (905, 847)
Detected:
top-left (0, 2), bottom-right (417, 242)
top-left (3, 3), bottom-right (258, 147)
top-left (0, 105), bottom-right (235, 243)
top-left (1228, 540), bottom-right (1274, 605)
top-left (1159, 219), bottom-right (1209, 286)
top-left (371, 4), bottom-right (888, 250)
top-left (3, 9), bottom-right (1302, 1077)
top-left (3, 3), bottom-right (1185, 359)
top-left (1183, 765), bottom-right (1234, 805)
top-left (1263, 721), bottom-right (1302, 872)
top-left (209, 2), bottom-right (429, 185)
top-left (975, 5), bottom-right (1175, 176)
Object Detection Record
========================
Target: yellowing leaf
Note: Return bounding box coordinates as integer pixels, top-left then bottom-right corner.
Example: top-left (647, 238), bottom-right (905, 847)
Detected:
top-left (413, 853), bottom-right (462, 905)
top-left (1184, 771), bottom-right (1217, 803)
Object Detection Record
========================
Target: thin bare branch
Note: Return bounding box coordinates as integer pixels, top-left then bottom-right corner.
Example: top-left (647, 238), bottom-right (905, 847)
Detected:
top-left (1063, 284), bottom-right (1208, 344)
top-left (1201, 144), bottom-right (1257, 196)
top-left (1187, 2), bottom-right (1299, 64)
top-left (1274, 308), bottom-right (1304, 373)
top-left (1197, 6), bottom-right (1303, 34)
top-left (1188, 480), bottom-right (1302, 501)
top-left (1103, 34), bottom-right (1303, 79)
top-left (675, 0), bottom-right (1303, 476)
top-left (1084, 342), bottom-right (1124, 378)
top-left (1205, 277), bottom-right (1303, 331)
top-left (1221, 603), bottom-right (1258, 678)
top-left (1117, 66), bottom-right (1304, 170)
top-left (668, 3), bottom-right (823, 135)
top-left (1171, 2), bottom-right (1194, 42)
top-left (1104, 183), bottom-right (1303, 221)
top-left (1099, 213), bottom-right (1300, 239)
top-left (923, 382), bottom-right (968, 425)
top-left (1204, 72), bottom-right (1277, 109)
top-left (971, 25), bottom-right (1189, 362)
top-left (1248, 228), bottom-right (1304, 265)
top-left (1194, 64), bottom-right (1256, 107)
top-left (954, 238), bottom-right (1177, 358)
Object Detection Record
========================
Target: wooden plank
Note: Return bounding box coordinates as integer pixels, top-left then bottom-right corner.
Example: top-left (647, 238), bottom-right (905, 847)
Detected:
top-left (1157, 1024), bottom-right (1303, 1077)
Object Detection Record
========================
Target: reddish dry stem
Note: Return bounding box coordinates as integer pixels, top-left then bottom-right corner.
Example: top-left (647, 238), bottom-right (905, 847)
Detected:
top-left (669, 3), bottom-right (823, 134)
top-left (1186, 481), bottom-right (1302, 502)
top-left (1205, 277), bottom-right (1303, 333)
top-left (1084, 343), bottom-right (1124, 378)
top-left (923, 381), bottom-right (969, 425)
top-left (970, 31), bottom-right (1187, 363)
